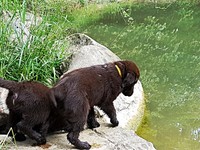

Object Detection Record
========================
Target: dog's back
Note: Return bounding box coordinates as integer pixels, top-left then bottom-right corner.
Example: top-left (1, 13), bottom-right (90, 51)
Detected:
top-left (53, 64), bottom-right (121, 105)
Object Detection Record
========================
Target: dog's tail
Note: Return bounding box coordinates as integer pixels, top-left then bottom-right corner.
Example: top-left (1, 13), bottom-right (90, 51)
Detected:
top-left (0, 78), bottom-right (18, 91)
top-left (49, 89), bottom-right (57, 108)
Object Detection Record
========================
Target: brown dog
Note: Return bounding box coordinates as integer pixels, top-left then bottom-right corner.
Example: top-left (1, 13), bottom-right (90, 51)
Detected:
top-left (0, 78), bottom-right (57, 145)
top-left (51, 60), bottom-right (140, 149)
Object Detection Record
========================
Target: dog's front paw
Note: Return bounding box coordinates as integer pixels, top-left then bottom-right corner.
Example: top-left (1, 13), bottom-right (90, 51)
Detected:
top-left (111, 119), bottom-right (119, 127)
top-left (34, 135), bottom-right (46, 146)
top-left (15, 132), bottom-right (26, 141)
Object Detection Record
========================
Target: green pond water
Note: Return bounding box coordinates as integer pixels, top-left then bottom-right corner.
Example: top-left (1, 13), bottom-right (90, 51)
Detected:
top-left (81, 2), bottom-right (200, 150)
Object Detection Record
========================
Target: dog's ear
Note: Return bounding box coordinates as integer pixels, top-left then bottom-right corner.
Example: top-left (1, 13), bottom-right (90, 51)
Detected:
top-left (122, 73), bottom-right (136, 88)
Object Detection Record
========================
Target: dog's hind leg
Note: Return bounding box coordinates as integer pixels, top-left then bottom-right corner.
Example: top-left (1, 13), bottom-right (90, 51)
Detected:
top-left (39, 120), bottom-right (49, 138)
top-left (6, 111), bottom-right (27, 141)
top-left (67, 114), bottom-right (91, 149)
top-left (87, 107), bottom-right (100, 129)
top-left (16, 120), bottom-right (46, 145)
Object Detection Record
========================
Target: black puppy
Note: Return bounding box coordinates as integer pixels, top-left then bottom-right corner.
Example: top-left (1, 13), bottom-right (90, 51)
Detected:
top-left (52, 60), bottom-right (140, 149)
top-left (0, 78), bottom-right (57, 145)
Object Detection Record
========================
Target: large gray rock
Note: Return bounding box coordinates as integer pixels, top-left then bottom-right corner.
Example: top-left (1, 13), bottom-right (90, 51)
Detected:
top-left (2, 11), bottom-right (42, 44)
top-left (62, 33), bottom-right (144, 130)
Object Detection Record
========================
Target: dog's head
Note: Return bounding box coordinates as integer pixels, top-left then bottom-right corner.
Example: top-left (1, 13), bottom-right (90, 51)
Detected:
top-left (114, 60), bottom-right (140, 96)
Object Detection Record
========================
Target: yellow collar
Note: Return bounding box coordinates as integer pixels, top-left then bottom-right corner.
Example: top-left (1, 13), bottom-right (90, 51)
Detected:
top-left (115, 65), bottom-right (122, 78)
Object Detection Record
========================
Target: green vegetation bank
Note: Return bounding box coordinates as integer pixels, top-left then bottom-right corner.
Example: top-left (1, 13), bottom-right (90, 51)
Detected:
top-left (0, 0), bottom-right (199, 86)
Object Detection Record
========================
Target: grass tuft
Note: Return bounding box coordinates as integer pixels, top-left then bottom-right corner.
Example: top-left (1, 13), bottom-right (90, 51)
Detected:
top-left (0, 1), bottom-right (72, 86)
top-left (0, 128), bottom-right (17, 149)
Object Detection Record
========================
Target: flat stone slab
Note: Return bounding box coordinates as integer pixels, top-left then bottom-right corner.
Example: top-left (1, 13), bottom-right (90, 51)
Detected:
top-left (0, 124), bottom-right (155, 150)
